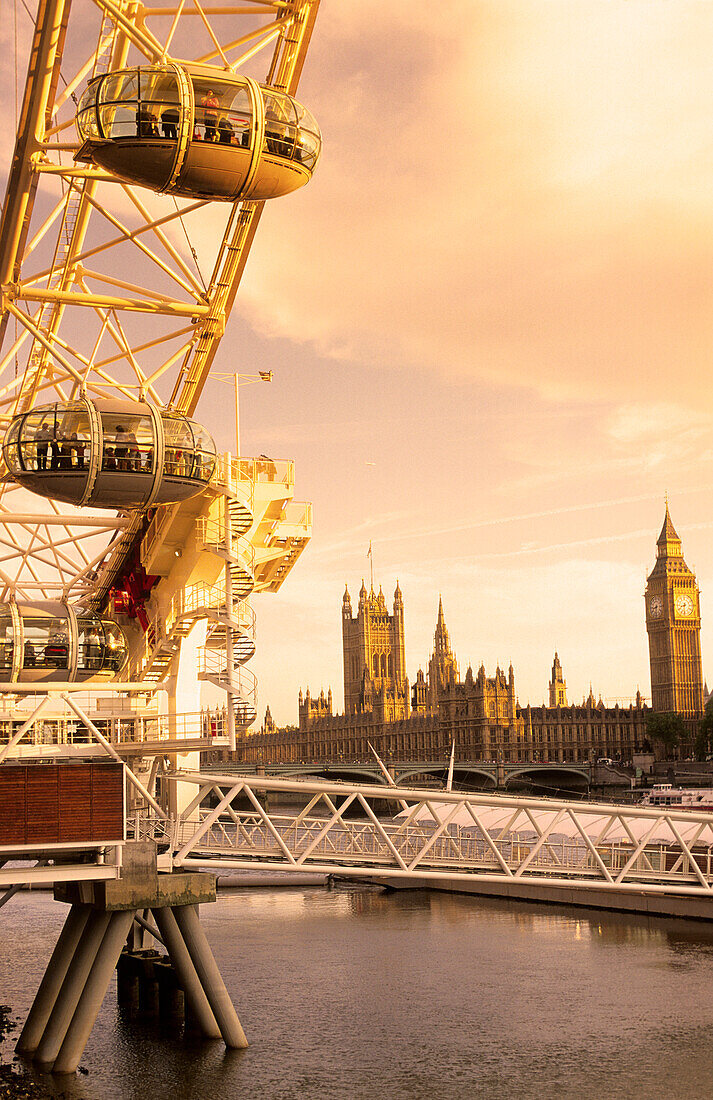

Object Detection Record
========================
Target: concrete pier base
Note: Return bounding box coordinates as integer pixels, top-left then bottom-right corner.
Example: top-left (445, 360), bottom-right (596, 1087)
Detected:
top-left (22, 844), bottom-right (246, 1074)
top-left (17, 903), bottom-right (90, 1054)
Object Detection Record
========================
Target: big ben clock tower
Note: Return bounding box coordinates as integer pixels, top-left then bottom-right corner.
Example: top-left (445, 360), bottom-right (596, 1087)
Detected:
top-left (645, 504), bottom-right (704, 717)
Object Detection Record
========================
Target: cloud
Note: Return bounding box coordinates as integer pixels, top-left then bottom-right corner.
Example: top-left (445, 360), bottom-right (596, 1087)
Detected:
top-left (231, 1), bottom-right (713, 410)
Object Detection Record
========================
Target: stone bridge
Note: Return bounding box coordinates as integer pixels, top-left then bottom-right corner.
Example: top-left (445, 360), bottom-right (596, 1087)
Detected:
top-left (209, 759), bottom-right (596, 792)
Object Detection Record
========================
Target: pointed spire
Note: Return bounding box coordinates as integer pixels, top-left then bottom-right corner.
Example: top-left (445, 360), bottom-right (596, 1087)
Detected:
top-left (657, 500), bottom-right (680, 546)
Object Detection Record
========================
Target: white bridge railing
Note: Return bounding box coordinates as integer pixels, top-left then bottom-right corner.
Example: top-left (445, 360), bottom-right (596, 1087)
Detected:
top-left (139, 772), bottom-right (713, 900)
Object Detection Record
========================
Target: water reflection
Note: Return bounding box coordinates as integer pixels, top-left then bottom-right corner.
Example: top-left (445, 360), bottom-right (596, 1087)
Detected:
top-left (3, 889), bottom-right (713, 1099)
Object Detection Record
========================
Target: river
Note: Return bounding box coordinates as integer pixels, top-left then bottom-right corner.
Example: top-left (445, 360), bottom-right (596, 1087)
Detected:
top-left (2, 885), bottom-right (713, 1099)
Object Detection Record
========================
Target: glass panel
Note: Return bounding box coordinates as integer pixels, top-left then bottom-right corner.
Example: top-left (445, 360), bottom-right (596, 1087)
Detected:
top-left (0, 609), bottom-right (13, 671)
top-left (262, 90), bottom-right (297, 125)
top-left (140, 70), bottom-right (180, 104)
top-left (188, 422), bottom-right (216, 481)
top-left (3, 419), bottom-right (22, 475)
top-left (101, 413), bottom-right (154, 473)
top-left (21, 409), bottom-right (57, 472)
top-left (76, 613), bottom-right (104, 672)
top-left (191, 79), bottom-right (226, 143)
top-left (293, 101), bottom-right (319, 135)
top-left (295, 129), bottom-right (320, 169)
top-left (77, 109), bottom-right (101, 141)
top-left (163, 414), bottom-right (194, 477)
top-left (263, 91), bottom-right (297, 159)
top-left (100, 71), bottom-right (139, 105)
top-left (190, 79), bottom-right (251, 144)
top-left (22, 616), bottom-right (69, 670)
top-left (77, 80), bottom-right (100, 115)
top-left (102, 622), bottom-right (128, 672)
top-left (99, 102), bottom-right (138, 140)
top-left (55, 405), bottom-right (91, 471)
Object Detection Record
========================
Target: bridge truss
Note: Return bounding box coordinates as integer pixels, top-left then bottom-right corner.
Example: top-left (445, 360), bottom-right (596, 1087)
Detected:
top-left (145, 773), bottom-right (713, 906)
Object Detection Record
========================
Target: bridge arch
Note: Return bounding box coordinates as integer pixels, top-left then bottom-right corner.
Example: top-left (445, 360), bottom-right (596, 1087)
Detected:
top-left (504, 766), bottom-right (589, 792)
top-left (395, 765), bottom-right (497, 791)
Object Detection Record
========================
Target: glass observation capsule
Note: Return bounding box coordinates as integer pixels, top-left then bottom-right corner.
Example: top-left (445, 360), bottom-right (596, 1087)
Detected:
top-left (75, 63), bottom-right (321, 201)
top-left (3, 398), bottom-right (217, 510)
top-left (0, 602), bottom-right (128, 684)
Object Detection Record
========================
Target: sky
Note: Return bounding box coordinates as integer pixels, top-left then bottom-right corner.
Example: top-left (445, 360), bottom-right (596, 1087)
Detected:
top-left (3, 1), bottom-right (713, 724)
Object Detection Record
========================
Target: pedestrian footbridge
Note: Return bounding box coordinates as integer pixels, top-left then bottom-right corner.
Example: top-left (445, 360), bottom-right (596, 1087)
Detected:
top-left (140, 773), bottom-right (713, 914)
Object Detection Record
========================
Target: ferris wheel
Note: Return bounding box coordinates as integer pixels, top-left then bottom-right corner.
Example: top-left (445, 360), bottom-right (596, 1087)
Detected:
top-left (0, 0), bottom-right (320, 745)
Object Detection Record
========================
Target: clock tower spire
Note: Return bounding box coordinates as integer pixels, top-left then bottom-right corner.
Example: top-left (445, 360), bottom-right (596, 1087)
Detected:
top-left (645, 504), bottom-right (704, 718)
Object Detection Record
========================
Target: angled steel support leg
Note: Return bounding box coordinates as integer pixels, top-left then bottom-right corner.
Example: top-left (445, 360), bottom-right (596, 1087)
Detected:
top-left (173, 904), bottom-right (248, 1048)
top-left (151, 906), bottom-right (220, 1039)
top-left (53, 910), bottom-right (136, 1075)
top-left (34, 910), bottom-right (112, 1069)
top-left (17, 904), bottom-right (91, 1053)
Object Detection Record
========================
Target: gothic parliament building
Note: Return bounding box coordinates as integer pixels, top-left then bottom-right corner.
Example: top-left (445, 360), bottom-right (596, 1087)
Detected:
top-left (240, 507), bottom-right (705, 765)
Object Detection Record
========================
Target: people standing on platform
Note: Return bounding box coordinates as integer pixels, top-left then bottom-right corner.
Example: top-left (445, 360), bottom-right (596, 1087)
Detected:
top-left (34, 423), bottom-right (52, 470)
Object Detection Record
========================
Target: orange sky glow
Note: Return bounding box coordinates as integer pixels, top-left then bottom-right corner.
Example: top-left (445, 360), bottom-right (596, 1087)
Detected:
top-left (2, 1), bottom-right (713, 724)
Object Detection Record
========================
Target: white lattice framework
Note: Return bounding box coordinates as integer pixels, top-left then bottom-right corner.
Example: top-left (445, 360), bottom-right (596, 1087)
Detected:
top-left (0, 0), bottom-right (319, 603)
top-left (150, 773), bottom-right (713, 900)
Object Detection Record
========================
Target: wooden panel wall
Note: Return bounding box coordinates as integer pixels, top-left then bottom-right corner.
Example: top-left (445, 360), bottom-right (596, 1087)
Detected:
top-left (0, 762), bottom-right (124, 847)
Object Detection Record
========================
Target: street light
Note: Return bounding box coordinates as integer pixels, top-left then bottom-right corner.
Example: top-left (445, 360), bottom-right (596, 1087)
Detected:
top-left (212, 370), bottom-right (273, 456)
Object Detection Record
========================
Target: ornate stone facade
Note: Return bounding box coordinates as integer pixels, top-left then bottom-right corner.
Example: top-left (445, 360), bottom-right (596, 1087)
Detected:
top-left (341, 581), bottom-right (409, 721)
top-left (236, 582), bottom-right (650, 766)
top-left (645, 504), bottom-right (704, 718)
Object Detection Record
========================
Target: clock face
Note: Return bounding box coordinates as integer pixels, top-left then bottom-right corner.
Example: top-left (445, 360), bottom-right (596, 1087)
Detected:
top-left (675, 593), bottom-right (695, 617)
top-left (649, 596), bottom-right (663, 619)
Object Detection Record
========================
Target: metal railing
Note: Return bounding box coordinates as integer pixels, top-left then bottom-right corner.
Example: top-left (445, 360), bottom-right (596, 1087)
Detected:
top-left (212, 454), bottom-right (295, 495)
top-left (0, 708), bottom-right (229, 750)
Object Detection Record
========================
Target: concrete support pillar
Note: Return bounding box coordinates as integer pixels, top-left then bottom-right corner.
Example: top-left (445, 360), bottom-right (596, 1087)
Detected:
top-left (17, 904), bottom-right (91, 1053)
top-left (34, 910), bottom-right (112, 1069)
top-left (151, 906), bottom-right (220, 1039)
top-left (172, 904), bottom-right (248, 1048)
top-left (53, 910), bottom-right (135, 1075)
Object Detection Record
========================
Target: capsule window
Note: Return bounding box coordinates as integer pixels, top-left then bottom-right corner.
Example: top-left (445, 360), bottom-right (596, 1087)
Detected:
top-left (17, 405), bottom-right (90, 474)
top-left (163, 414), bottom-right (194, 478)
top-left (103, 622), bottom-right (129, 672)
top-left (190, 423), bottom-right (217, 482)
top-left (97, 69), bottom-right (182, 141)
top-left (101, 413), bottom-right (154, 474)
top-left (191, 78), bottom-right (251, 147)
top-left (22, 616), bottom-right (69, 671)
top-left (4, 418), bottom-right (21, 475)
top-left (0, 609), bottom-right (13, 672)
top-left (76, 614), bottom-right (105, 673)
top-left (263, 90), bottom-right (297, 160)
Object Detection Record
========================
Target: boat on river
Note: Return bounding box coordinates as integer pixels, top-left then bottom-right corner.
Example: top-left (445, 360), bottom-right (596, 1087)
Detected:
top-left (640, 784), bottom-right (713, 811)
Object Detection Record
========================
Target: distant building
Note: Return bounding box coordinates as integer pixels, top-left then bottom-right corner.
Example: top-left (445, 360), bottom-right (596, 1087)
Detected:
top-left (645, 503), bottom-right (704, 719)
top-left (341, 581), bottom-right (409, 722)
top-left (549, 653), bottom-right (567, 707)
top-left (238, 584), bottom-right (649, 766)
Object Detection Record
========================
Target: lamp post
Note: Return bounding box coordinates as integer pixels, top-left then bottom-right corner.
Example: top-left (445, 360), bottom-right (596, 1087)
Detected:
top-left (212, 370), bottom-right (273, 457)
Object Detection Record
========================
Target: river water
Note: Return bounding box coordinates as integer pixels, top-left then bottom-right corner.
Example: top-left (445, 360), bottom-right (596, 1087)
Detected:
top-left (2, 886), bottom-right (713, 1099)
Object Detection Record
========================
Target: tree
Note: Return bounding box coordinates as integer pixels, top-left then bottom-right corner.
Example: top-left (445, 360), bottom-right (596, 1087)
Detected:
top-left (695, 698), bottom-right (713, 760)
top-left (646, 712), bottom-right (685, 755)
